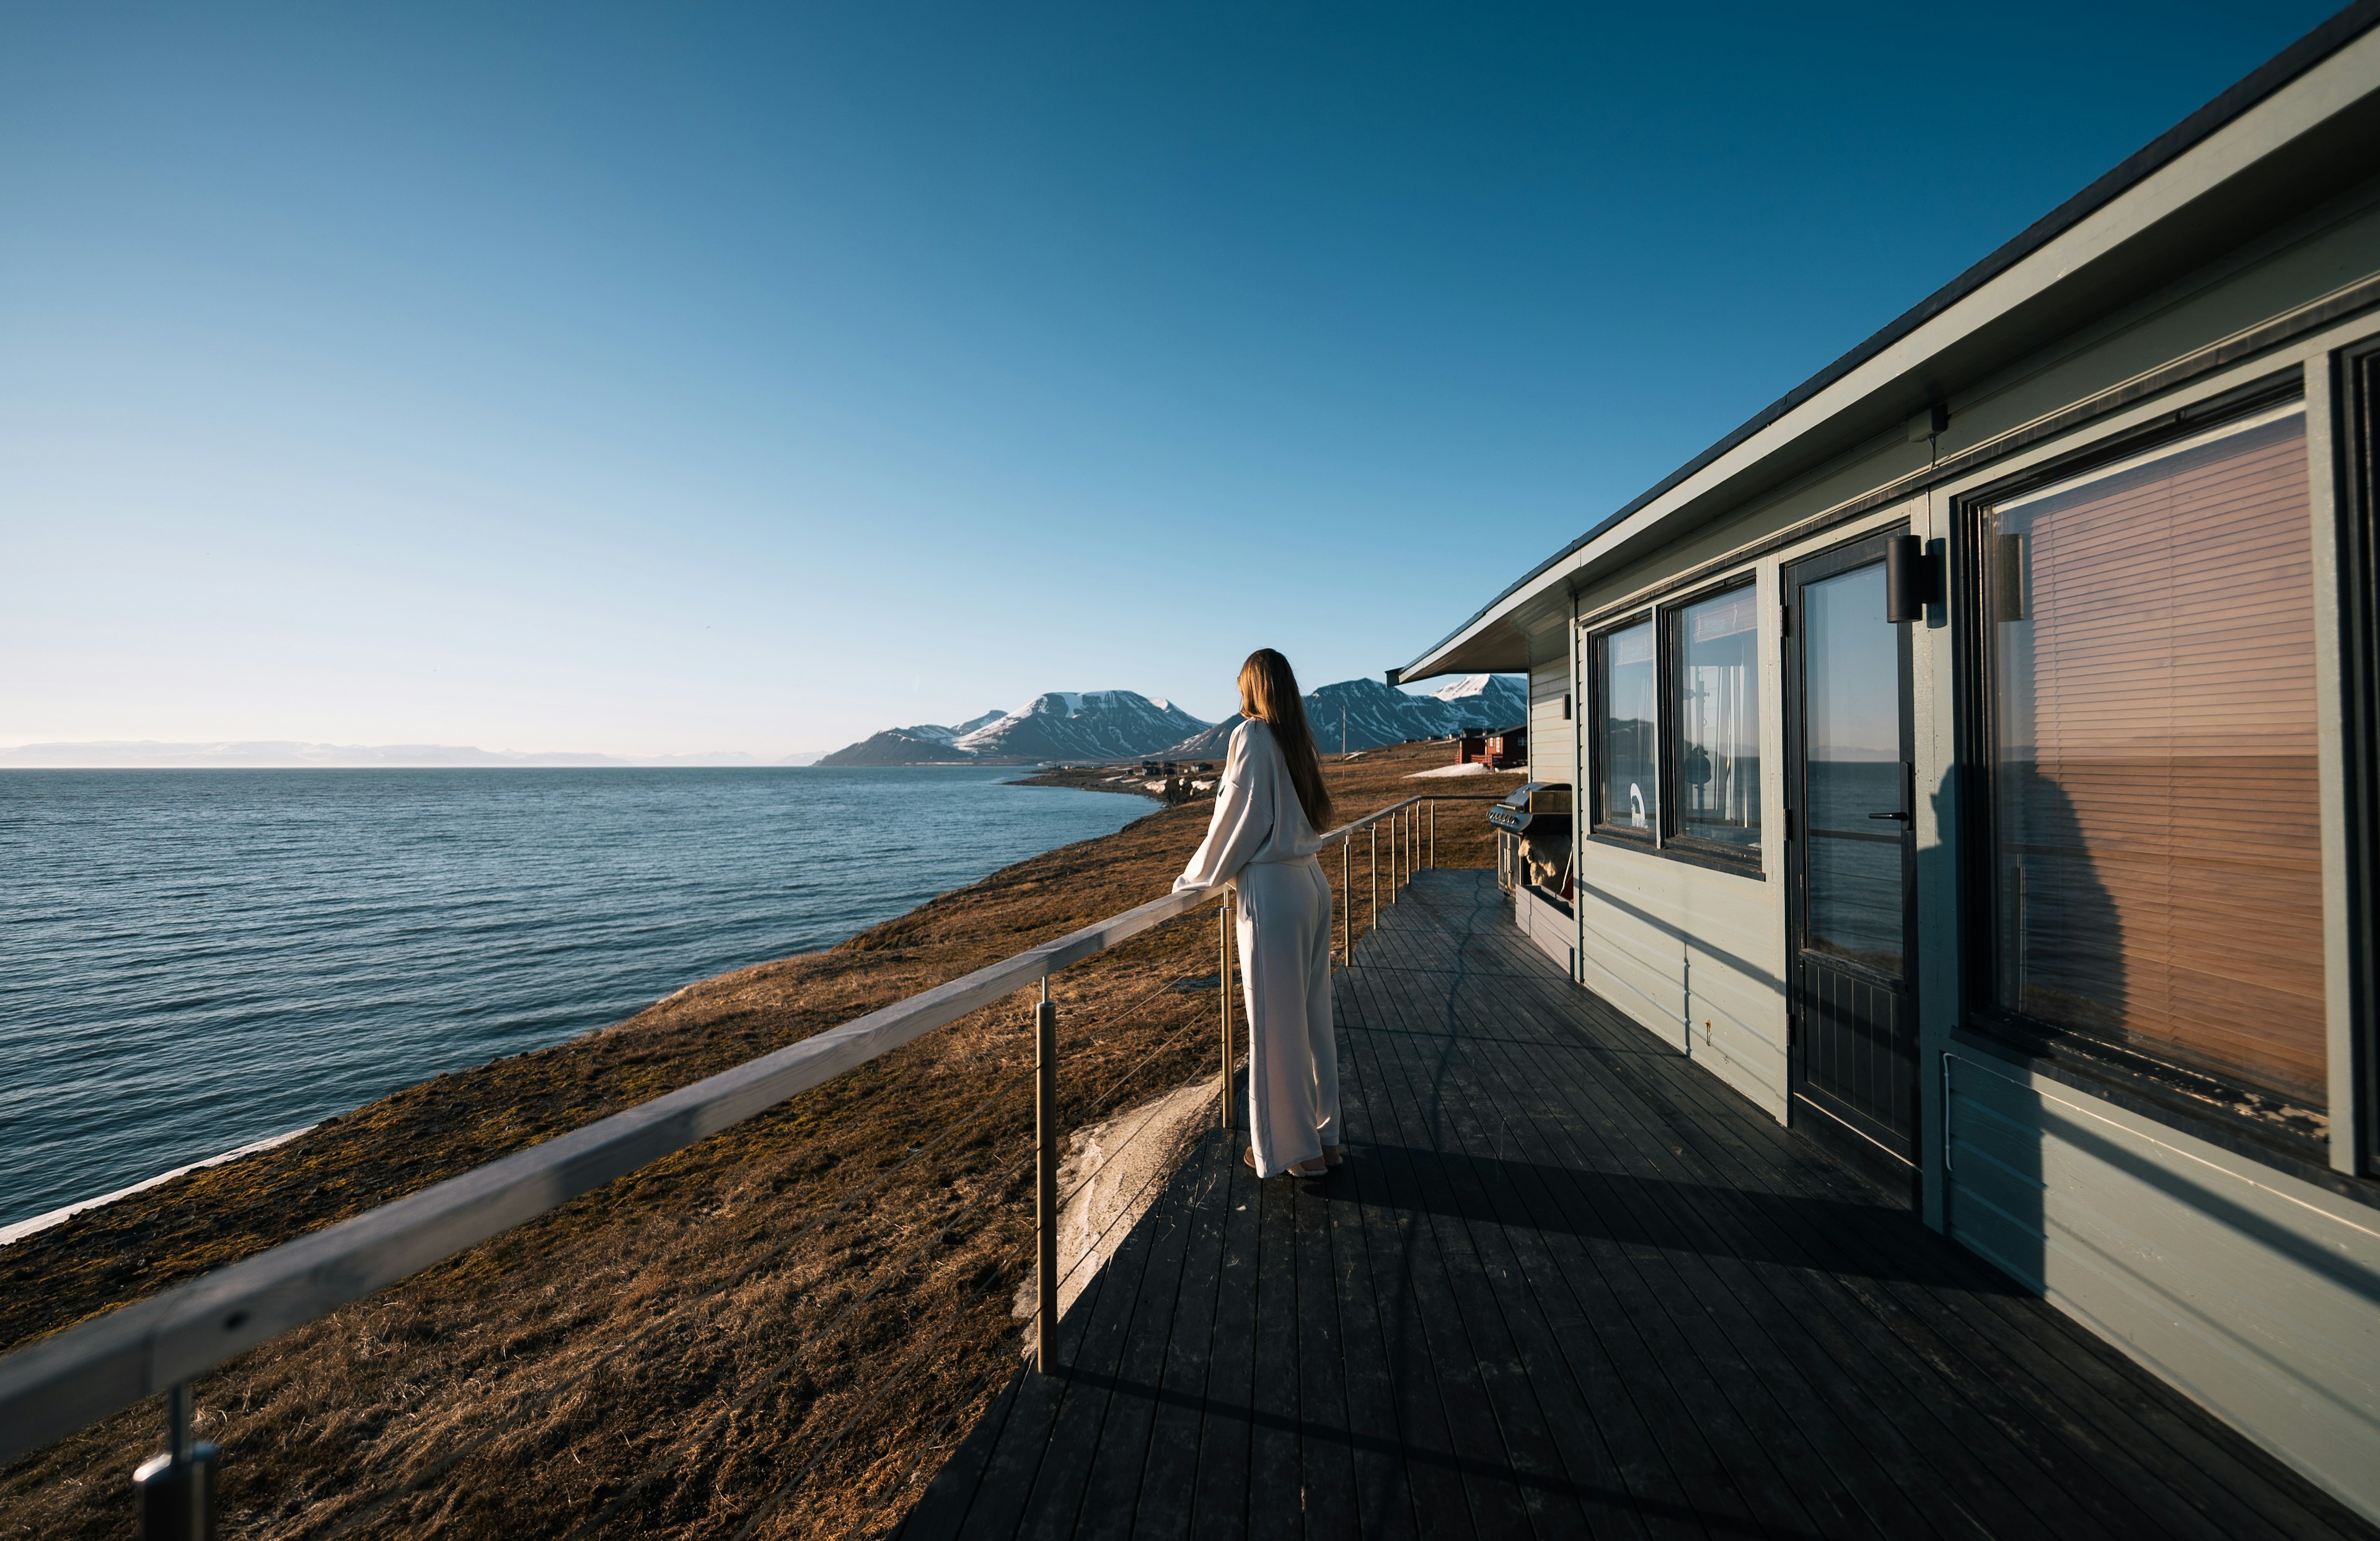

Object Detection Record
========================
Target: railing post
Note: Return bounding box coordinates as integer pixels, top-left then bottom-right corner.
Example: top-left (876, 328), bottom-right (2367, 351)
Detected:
top-left (1217, 901), bottom-right (1232, 1131)
top-left (1370, 823), bottom-right (1378, 932)
top-left (133, 1381), bottom-right (215, 1541)
top-left (1428, 800), bottom-right (1435, 868)
top-left (1341, 837), bottom-right (1352, 967)
top-left (1034, 980), bottom-right (1058, 1376)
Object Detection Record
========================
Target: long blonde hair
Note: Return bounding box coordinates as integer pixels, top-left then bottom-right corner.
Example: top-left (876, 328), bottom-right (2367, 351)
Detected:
top-left (1237, 649), bottom-right (1334, 832)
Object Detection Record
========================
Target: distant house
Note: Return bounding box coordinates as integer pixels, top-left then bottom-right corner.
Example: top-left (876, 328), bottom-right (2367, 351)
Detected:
top-left (1457, 724), bottom-right (1527, 769)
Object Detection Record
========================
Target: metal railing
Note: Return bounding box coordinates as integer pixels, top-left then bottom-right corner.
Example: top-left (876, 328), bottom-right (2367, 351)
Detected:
top-left (0, 787), bottom-right (1499, 1535)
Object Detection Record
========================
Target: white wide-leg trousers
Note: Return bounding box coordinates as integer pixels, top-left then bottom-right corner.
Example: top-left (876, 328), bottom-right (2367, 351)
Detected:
top-left (1236, 856), bottom-right (1337, 1177)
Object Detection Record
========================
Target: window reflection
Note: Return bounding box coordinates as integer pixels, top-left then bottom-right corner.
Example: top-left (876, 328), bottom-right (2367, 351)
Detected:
top-left (1675, 587), bottom-right (1760, 851)
top-left (1985, 409), bottom-right (2325, 1128)
top-left (1597, 621), bottom-right (1657, 835)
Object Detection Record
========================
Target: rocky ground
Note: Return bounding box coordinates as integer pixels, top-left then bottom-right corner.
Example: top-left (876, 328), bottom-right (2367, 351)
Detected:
top-left (0, 738), bottom-right (1519, 1540)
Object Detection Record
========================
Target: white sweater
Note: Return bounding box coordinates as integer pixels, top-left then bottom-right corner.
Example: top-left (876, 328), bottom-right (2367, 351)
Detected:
top-left (1172, 719), bottom-right (1326, 894)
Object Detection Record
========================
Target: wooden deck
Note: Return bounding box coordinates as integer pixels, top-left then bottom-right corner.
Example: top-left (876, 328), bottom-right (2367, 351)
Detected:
top-left (897, 870), bottom-right (2372, 1540)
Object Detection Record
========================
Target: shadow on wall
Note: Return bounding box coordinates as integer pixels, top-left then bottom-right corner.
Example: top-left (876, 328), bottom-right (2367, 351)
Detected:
top-left (1939, 766), bottom-right (2120, 1296)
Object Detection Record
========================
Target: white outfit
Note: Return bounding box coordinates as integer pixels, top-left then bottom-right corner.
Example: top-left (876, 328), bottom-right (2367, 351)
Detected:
top-left (1172, 719), bottom-right (1338, 1177)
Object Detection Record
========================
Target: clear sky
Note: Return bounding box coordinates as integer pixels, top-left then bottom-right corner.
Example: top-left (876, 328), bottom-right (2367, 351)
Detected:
top-left (0, 2), bottom-right (2343, 757)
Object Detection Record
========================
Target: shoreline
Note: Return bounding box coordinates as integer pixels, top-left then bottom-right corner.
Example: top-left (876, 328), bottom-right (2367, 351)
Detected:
top-left (0, 1129), bottom-right (317, 1249)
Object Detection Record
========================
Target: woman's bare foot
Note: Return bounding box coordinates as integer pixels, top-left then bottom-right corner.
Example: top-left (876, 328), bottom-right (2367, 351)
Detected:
top-left (1323, 1144), bottom-right (1346, 1167)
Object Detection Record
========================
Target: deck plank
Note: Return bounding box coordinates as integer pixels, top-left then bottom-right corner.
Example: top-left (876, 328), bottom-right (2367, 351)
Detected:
top-left (1333, 1018), bottom-right (1476, 1540)
top-left (1244, 1144), bottom-right (1305, 1541)
top-left (1130, 1139), bottom-right (1233, 1541)
top-left (1336, 999), bottom-right (1538, 1536)
top-left (1185, 1135), bottom-right (1261, 1541)
top-left (1315, 1119), bottom-right (1419, 1541)
top-left (1067, 1139), bottom-right (1208, 1539)
top-left (1344, 961), bottom-right (1657, 1540)
top-left (905, 870), bottom-right (2377, 1541)
top-left (1289, 1165), bottom-right (1360, 1541)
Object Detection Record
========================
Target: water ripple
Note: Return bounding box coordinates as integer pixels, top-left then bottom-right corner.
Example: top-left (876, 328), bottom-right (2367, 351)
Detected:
top-left (0, 767), bottom-right (1146, 1227)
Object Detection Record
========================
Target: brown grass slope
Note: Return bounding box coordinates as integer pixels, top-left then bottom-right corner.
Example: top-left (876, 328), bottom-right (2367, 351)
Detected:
top-left (1, 741), bottom-right (1518, 1539)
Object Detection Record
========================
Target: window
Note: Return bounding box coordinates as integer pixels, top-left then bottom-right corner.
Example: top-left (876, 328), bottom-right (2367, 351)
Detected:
top-left (1593, 619), bottom-right (1657, 840)
top-left (1585, 579), bottom-right (1763, 876)
top-left (1975, 406), bottom-right (2325, 1145)
top-left (1671, 584), bottom-right (1761, 861)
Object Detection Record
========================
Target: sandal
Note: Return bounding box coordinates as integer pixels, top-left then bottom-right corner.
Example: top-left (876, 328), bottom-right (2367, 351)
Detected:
top-left (1244, 1147), bottom-right (1331, 1179)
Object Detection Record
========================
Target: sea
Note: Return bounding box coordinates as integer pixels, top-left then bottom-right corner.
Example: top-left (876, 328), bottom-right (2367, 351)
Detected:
top-left (0, 767), bottom-right (1151, 1232)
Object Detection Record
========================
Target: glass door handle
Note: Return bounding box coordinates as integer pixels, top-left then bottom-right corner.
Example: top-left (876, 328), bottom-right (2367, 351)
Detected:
top-left (1867, 811), bottom-right (1911, 822)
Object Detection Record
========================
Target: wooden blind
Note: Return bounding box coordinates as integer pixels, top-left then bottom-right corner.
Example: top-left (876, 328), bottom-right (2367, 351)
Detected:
top-left (1987, 411), bottom-right (2324, 1117)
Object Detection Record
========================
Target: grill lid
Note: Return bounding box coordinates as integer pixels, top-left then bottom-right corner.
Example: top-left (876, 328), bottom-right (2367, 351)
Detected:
top-left (1487, 781), bottom-right (1569, 833)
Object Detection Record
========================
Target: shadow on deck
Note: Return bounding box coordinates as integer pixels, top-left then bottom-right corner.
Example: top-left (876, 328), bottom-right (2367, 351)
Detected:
top-left (897, 869), bottom-right (2370, 1540)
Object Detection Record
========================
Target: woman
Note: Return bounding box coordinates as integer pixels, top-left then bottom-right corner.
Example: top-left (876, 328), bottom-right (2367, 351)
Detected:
top-left (1173, 649), bottom-right (1339, 1179)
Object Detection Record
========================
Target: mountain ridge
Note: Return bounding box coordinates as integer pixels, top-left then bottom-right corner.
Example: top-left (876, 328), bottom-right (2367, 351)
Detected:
top-left (817, 690), bottom-right (1207, 766)
top-left (1163, 674), bottom-right (1528, 758)
top-left (819, 675), bottom-right (1526, 766)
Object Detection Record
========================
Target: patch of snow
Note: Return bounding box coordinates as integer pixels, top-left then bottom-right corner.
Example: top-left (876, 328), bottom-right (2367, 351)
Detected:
top-left (1406, 761), bottom-right (1495, 778)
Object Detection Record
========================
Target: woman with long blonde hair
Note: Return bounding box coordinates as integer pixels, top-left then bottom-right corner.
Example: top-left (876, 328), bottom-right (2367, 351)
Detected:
top-left (1173, 649), bottom-right (1339, 1177)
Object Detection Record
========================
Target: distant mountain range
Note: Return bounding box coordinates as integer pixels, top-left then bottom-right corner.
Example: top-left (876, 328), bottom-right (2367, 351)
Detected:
top-left (12, 675), bottom-right (1526, 771)
top-left (0, 741), bottom-right (820, 768)
top-left (818, 675), bottom-right (1527, 766)
top-left (1168, 674), bottom-right (1528, 758)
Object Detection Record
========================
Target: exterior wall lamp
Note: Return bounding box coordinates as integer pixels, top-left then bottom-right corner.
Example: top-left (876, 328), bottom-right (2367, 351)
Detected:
top-left (1885, 533), bottom-right (1939, 623)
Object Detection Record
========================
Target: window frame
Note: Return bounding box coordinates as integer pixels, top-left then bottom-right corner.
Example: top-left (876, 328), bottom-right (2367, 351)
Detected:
top-left (1582, 575), bottom-right (1766, 879)
top-left (2338, 335), bottom-right (2380, 1180)
top-left (1585, 612), bottom-right (1659, 850)
top-left (1662, 578), bottom-right (1765, 874)
top-left (1951, 372), bottom-right (2329, 1159)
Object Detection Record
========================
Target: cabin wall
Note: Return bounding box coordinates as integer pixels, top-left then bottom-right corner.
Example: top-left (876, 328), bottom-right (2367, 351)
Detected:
top-left (1526, 658), bottom-right (1567, 781)
top-left (1522, 202), bottom-right (2380, 1518)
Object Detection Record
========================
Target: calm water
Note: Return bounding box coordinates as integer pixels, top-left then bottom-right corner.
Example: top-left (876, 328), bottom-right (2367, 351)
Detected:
top-left (0, 768), bottom-right (1150, 1228)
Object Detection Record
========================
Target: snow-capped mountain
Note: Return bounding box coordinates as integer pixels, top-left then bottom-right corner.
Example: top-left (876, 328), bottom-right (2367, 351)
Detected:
top-left (951, 691), bottom-right (1208, 762)
top-left (1160, 674), bottom-right (1528, 758)
top-left (818, 693), bottom-right (1208, 766)
top-left (1427, 674), bottom-right (1530, 732)
top-left (821, 676), bottom-right (1526, 766)
top-left (814, 710), bottom-right (1008, 766)
top-left (901, 709), bottom-right (1006, 746)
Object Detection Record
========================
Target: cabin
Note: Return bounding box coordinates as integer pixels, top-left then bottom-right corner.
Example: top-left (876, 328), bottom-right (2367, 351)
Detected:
top-left (1457, 723), bottom-right (1528, 768)
top-left (1395, 15), bottom-right (2380, 1522)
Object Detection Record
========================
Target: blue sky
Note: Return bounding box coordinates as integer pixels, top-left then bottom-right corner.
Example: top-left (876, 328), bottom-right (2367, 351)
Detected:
top-left (0, 2), bottom-right (2343, 757)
